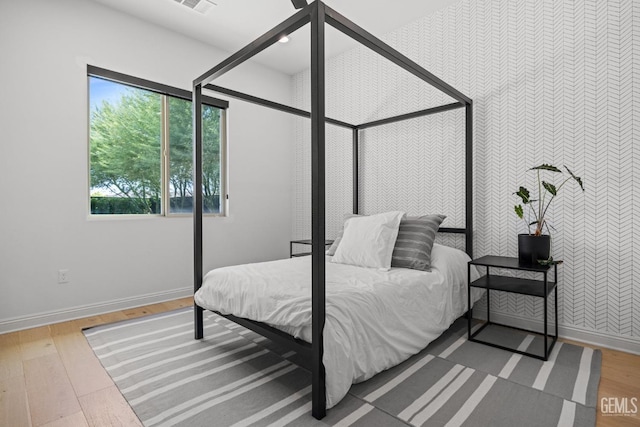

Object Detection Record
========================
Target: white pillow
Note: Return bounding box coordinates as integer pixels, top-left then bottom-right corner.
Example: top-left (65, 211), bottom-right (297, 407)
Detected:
top-left (331, 211), bottom-right (405, 270)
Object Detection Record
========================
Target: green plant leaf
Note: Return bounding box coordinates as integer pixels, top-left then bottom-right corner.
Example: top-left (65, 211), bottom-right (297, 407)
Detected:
top-left (564, 165), bottom-right (585, 191)
top-left (514, 186), bottom-right (531, 204)
top-left (542, 181), bottom-right (557, 196)
top-left (514, 204), bottom-right (523, 219)
top-left (530, 164), bottom-right (561, 173)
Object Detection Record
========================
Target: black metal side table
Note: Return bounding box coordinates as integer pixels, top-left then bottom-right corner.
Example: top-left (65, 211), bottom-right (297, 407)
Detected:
top-left (290, 239), bottom-right (334, 258)
top-left (468, 255), bottom-right (561, 361)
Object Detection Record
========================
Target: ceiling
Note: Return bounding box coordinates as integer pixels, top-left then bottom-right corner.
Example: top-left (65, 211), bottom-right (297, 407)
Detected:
top-left (91, 0), bottom-right (463, 75)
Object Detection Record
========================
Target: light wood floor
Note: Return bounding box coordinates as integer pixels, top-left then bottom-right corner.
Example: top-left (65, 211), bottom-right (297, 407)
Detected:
top-left (1, 297), bottom-right (638, 426)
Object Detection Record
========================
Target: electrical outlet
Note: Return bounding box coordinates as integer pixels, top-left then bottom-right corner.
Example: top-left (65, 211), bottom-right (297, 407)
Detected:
top-left (58, 269), bottom-right (69, 284)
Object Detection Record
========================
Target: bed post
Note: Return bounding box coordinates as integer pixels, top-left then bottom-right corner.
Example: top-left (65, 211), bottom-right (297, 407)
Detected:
top-left (352, 128), bottom-right (359, 214)
top-left (310, 0), bottom-right (327, 419)
top-left (193, 83), bottom-right (204, 340)
top-left (465, 101), bottom-right (473, 259)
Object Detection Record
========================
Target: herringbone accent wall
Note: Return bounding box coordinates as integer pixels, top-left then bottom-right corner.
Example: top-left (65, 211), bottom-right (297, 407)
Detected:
top-left (291, 0), bottom-right (640, 342)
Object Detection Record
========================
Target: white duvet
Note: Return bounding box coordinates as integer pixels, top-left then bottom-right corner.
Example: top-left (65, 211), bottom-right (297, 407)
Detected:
top-left (194, 243), bottom-right (482, 408)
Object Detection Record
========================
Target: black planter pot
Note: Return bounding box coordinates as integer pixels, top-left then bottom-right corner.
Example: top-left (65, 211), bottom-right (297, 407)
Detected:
top-left (518, 234), bottom-right (550, 265)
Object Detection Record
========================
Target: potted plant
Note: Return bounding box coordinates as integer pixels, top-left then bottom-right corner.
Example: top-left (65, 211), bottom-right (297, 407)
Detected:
top-left (514, 164), bottom-right (584, 264)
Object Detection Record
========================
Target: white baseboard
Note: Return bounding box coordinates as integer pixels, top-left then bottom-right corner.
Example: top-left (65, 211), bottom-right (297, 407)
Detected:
top-left (4, 289), bottom-right (639, 356)
top-left (473, 309), bottom-right (640, 355)
top-left (0, 287), bottom-right (192, 334)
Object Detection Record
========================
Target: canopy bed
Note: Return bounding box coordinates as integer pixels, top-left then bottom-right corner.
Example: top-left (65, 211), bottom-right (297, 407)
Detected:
top-left (192, 1), bottom-right (473, 420)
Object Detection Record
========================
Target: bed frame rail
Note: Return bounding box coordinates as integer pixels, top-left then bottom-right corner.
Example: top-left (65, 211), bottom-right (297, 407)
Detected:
top-left (214, 311), bottom-right (313, 368)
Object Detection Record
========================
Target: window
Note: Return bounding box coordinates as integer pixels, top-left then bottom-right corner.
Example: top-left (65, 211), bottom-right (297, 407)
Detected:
top-left (88, 66), bottom-right (228, 216)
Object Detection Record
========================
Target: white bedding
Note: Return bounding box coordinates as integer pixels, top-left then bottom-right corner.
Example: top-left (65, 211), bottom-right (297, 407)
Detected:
top-left (194, 243), bottom-right (482, 408)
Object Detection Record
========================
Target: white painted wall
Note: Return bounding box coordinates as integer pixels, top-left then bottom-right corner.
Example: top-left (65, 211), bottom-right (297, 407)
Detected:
top-left (0, 0), bottom-right (293, 330)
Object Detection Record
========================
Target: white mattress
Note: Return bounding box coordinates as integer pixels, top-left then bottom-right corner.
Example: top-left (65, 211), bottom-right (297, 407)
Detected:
top-left (194, 243), bottom-right (482, 408)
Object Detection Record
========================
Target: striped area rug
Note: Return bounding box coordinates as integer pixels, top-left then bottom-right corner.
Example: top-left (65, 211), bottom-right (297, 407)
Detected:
top-left (84, 308), bottom-right (600, 426)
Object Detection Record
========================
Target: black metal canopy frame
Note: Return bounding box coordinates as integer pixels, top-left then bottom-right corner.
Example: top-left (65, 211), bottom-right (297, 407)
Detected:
top-left (193, 1), bottom-right (472, 420)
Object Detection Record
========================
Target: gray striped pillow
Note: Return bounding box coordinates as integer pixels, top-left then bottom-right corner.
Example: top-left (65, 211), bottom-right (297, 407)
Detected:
top-left (391, 214), bottom-right (446, 271)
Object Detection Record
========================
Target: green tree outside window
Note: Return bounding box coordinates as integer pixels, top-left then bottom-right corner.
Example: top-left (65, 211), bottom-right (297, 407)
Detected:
top-left (89, 77), bottom-right (223, 215)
